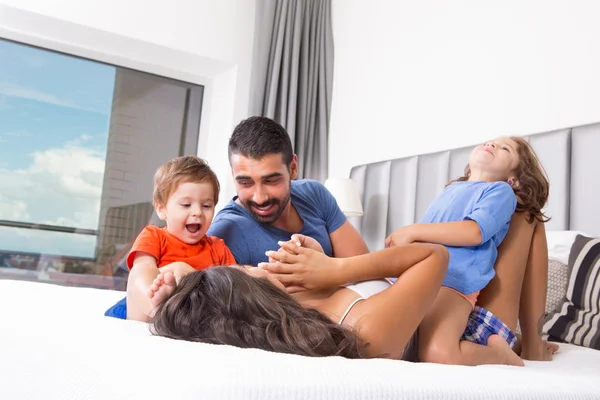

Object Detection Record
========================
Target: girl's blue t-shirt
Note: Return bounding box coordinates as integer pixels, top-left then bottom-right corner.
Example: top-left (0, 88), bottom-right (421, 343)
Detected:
top-left (419, 181), bottom-right (517, 294)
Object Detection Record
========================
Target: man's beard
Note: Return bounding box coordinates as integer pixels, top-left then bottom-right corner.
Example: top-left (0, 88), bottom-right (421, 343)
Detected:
top-left (242, 192), bottom-right (291, 224)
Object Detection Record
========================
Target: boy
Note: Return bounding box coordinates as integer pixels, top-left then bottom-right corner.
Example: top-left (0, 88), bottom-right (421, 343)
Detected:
top-left (104, 155), bottom-right (235, 321)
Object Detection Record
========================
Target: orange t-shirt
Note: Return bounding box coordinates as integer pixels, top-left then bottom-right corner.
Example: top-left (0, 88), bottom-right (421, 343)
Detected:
top-left (126, 225), bottom-right (236, 270)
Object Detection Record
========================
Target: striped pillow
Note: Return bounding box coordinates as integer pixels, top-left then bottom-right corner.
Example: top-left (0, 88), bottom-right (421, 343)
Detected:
top-left (543, 235), bottom-right (600, 350)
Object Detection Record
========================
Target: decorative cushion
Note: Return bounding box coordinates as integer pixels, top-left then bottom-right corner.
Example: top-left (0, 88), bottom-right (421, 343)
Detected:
top-left (543, 235), bottom-right (600, 350)
top-left (546, 259), bottom-right (569, 316)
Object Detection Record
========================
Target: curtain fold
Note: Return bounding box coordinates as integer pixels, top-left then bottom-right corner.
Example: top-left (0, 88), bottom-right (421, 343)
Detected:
top-left (252, 0), bottom-right (334, 182)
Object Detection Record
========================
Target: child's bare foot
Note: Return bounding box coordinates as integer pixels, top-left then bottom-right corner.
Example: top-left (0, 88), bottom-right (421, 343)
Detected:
top-left (147, 272), bottom-right (177, 315)
top-left (520, 339), bottom-right (559, 361)
top-left (488, 334), bottom-right (525, 366)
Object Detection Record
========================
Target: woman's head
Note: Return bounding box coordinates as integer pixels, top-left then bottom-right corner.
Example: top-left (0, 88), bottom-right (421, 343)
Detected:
top-left (150, 266), bottom-right (366, 359)
top-left (459, 137), bottom-right (550, 222)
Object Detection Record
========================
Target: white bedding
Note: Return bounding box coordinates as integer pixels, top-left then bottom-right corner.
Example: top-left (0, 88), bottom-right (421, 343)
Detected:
top-left (1, 280), bottom-right (600, 400)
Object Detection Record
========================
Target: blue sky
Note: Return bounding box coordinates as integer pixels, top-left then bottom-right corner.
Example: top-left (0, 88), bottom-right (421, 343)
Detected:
top-left (0, 38), bottom-right (116, 257)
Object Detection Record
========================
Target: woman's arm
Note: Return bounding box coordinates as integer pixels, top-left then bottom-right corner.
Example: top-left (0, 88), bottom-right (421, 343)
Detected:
top-left (352, 245), bottom-right (448, 359)
top-left (264, 242), bottom-right (448, 359)
top-left (263, 242), bottom-right (447, 292)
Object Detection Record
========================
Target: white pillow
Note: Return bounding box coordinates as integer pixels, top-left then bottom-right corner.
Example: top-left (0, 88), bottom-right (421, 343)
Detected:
top-left (546, 230), bottom-right (591, 265)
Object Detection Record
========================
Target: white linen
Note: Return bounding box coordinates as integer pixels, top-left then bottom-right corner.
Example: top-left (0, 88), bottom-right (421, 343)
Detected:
top-left (1, 279), bottom-right (600, 400)
top-left (546, 230), bottom-right (592, 265)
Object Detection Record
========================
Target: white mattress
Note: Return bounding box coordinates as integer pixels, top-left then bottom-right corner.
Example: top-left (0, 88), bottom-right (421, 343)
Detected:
top-left (1, 279), bottom-right (600, 400)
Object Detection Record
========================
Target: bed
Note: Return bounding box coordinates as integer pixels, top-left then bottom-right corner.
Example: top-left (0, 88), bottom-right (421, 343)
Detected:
top-left (2, 125), bottom-right (600, 399)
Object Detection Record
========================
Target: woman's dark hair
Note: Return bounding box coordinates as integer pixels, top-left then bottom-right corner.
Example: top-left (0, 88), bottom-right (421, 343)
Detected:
top-left (150, 267), bottom-right (366, 359)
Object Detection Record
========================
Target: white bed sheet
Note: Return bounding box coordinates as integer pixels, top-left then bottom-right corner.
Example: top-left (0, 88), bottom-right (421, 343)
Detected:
top-left (1, 280), bottom-right (599, 400)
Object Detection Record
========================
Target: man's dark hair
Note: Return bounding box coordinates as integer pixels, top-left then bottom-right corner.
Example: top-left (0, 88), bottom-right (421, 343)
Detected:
top-left (228, 116), bottom-right (294, 165)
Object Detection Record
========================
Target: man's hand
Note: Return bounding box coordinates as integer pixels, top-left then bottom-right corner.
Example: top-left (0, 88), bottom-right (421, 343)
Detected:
top-left (260, 242), bottom-right (341, 293)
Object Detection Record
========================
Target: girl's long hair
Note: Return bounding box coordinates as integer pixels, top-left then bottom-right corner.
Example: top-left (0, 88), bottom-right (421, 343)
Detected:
top-left (449, 137), bottom-right (550, 223)
top-left (150, 267), bottom-right (366, 359)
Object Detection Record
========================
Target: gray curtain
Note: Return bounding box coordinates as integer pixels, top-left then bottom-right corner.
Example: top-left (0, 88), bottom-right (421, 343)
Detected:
top-left (250, 0), bottom-right (334, 182)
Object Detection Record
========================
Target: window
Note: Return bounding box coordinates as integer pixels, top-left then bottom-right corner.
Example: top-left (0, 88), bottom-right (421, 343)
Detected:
top-left (0, 38), bottom-right (204, 290)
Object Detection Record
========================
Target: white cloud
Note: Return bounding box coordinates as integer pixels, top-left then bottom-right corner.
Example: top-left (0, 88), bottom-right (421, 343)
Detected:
top-left (0, 140), bottom-right (106, 226)
top-left (0, 82), bottom-right (76, 108)
top-left (27, 144), bottom-right (105, 198)
top-left (0, 131), bottom-right (34, 139)
top-left (0, 94), bottom-right (10, 111)
top-left (0, 82), bottom-right (108, 115)
top-left (63, 134), bottom-right (98, 149)
top-left (0, 196), bottom-right (31, 220)
top-left (0, 140), bottom-right (106, 258)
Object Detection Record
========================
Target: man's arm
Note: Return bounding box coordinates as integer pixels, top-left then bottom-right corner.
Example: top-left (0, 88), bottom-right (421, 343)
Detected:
top-left (329, 220), bottom-right (370, 257)
top-left (312, 180), bottom-right (369, 257)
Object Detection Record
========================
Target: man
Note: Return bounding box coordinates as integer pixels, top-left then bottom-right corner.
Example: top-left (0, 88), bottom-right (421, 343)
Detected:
top-left (207, 116), bottom-right (369, 265)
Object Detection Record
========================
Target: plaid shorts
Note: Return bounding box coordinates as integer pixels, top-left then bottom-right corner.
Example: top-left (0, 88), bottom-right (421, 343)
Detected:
top-left (461, 306), bottom-right (517, 348)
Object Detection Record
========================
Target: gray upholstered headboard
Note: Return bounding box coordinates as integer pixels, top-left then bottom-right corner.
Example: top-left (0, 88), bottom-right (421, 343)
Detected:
top-left (349, 123), bottom-right (600, 252)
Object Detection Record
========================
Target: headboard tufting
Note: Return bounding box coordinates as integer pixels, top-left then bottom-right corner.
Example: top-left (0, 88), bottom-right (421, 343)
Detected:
top-left (349, 123), bottom-right (600, 252)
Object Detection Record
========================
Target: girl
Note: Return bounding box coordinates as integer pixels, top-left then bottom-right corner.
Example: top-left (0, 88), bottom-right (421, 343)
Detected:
top-left (148, 242), bottom-right (465, 361)
top-left (383, 136), bottom-right (550, 366)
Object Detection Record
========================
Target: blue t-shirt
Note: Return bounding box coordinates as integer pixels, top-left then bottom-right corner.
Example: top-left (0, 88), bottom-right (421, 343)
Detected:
top-left (419, 181), bottom-right (517, 294)
top-left (207, 179), bottom-right (347, 266)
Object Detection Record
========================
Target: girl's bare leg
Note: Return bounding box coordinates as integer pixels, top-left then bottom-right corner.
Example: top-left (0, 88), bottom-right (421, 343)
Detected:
top-left (477, 213), bottom-right (557, 360)
top-left (517, 221), bottom-right (559, 360)
top-left (418, 288), bottom-right (523, 366)
top-left (477, 213), bottom-right (533, 331)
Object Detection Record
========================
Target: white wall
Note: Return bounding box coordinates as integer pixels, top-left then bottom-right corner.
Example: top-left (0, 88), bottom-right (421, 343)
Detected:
top-left (0, 0), bottom-right (256, 207)
top-left (329, 0), bottom-right (600, 179)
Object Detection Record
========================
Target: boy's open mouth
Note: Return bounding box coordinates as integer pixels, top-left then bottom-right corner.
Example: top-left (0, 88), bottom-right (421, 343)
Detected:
top-left (186, 223), bottom-right (201, 233)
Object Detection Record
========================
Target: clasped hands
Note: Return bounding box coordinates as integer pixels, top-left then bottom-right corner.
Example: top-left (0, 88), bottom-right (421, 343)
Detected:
top-left (259, 234), bottom-right (341, 294)
top-left (261, 227), bottom-right (412, 293)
